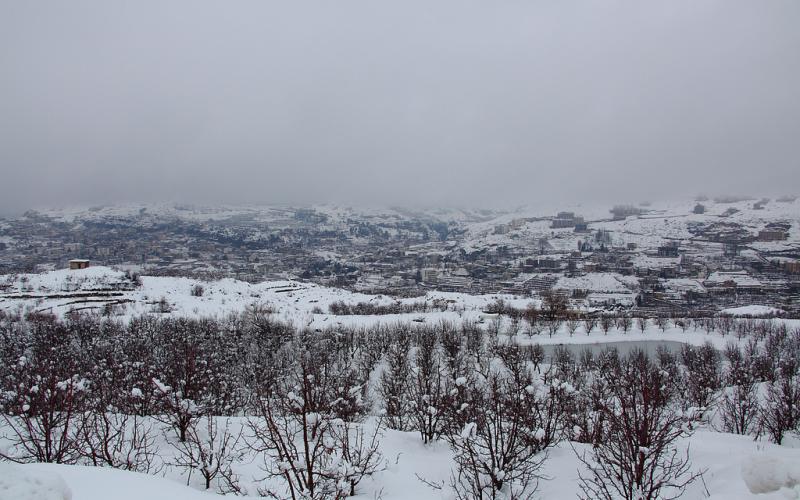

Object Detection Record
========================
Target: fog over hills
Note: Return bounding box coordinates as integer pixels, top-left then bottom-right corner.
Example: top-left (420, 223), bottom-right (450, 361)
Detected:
top-left (2, 0), bottom-right (799, 213)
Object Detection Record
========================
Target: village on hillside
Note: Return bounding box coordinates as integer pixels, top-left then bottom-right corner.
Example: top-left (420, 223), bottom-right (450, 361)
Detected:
top-left (1, 196), bottom-right (798, 317)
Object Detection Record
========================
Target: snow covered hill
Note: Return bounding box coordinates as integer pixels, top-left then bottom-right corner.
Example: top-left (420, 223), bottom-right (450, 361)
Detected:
top-left (459, 197), bottom-right (800, 255)
top-left (1, 266), bottom-right (793, 352)
top-left (0, 266), bottom-right (529, 328)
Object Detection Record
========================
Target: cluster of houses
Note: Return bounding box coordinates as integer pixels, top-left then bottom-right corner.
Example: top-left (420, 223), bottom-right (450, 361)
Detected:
top-left (2, 204), bottom-right (798, 315)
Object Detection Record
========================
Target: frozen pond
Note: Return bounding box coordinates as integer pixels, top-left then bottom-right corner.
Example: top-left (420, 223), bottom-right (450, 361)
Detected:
top-left (536, 340), bottom-right (698, 364)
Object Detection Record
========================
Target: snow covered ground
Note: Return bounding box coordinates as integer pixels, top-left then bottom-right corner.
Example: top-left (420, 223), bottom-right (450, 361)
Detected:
top-left (0, 266), bottom-right (520, 328)
top-left (460, 197), bottom-right (800, 255)
top-left (722, 305), bottom-right (787, 317)
top-left (3, 265), bottom-right (800, 499)
top-left (3, 429), bottom-right (800, 500)
top-left (2, 266), bottom-right (796, 353)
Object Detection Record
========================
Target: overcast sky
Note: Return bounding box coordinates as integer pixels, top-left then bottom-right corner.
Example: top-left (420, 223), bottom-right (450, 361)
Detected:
top-left (1, 0), bottom-right (798, 213)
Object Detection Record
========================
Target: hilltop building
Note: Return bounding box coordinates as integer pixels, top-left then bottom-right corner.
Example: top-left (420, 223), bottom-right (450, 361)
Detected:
top-left (69, 259), bottom-right (90, 270)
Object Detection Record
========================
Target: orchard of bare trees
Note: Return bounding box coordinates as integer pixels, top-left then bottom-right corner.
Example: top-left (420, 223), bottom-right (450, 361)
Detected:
top-left (0, 306), bottom-right (798, 498)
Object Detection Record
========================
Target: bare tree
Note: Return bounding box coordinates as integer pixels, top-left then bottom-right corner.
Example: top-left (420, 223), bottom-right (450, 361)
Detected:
top-left (528, 344), bottom-right (545, 374)
top-left (680, 343), bottom-right (721, 413)
top-left (0, 316), bottom-right (87, 465)
top-left (248, 335), bottom-right (384, 499)
top-left (172, 416), bottom-right (244, 493)
top-left (326, 416), bottom-right (386, 497)
top-left (568, 365), bottom-right (611, 446)
top-left (717, 315), bottom-right (734, 337)
top-left (654, 316), bottom-right (670, 333)
top-left (541, 291), bottom-right (569, 323)
top-left (442, 347), bottom-right (568, 500)
top-left (716, 344), bottom-right (759, 436)
top-left (445, 379), bottom-right (562, 499)
top-left (617, 315), bottom-right (632, 335)
top-left (759, 355), bottom-right (800, 444)
top-left (600, 315), bottom-right (614, 335)
top-left (408, 331), bottom-right (448, 443)
top-left (152, 377), bottom-right (200, 444)
top-left (566, 314), bottom-right (581, 337)
top-left (79, 411), bottom-right (160, 473)
top-left (523, 304), bottom-right (541, 336)
top-left (583, 317), bottom-right (598, 336)
top-left (545, 319), bottom-right (562, 338)
top-left (378, 330), bottom-right (413, 431)
top-left (576, 350), bottom-right (702, 500)
top-left (0, 369), bottom-right (86, 464)
top-left (487, 316), bottom-right (503, 337)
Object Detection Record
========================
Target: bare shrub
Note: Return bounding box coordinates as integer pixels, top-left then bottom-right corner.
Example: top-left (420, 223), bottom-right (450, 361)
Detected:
top-left (443, 346), bottom-right (568, 500)
top-left (576, 350), bottom-right (702, 500)
top-left (171, 416), bottom-right (244, 493)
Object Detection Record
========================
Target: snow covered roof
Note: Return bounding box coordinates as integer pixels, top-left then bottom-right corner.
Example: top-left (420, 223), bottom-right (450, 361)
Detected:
top-left (704, 271), bottom-right (762, 288)
top-left (554, 273), bottom-right (637, 293)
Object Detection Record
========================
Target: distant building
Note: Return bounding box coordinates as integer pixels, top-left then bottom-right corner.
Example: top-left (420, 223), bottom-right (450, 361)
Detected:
top-left (94, 247), bottom-right (112, 257)
top-left (723, 241), bottom-right (740, 258)
top-left (69, 259), bottom-right (90, 270)
top-left (551, 212), bottom-right (584, 229)
top-left (657, 242), bottom-right (679, 258)
top-left (420, 268), bottom-right (439, 284)
top-left (783, 261), bottom-right (800, 274)
top-left (693, 204), bottom-right (705, 214)
top-left (758, 230), bottom-right (788, 242)
top-left (437, 275), bottom-right (471, 292)
top-left (534, 258), bottom-right (560, 271)
top-left (551, 218), bottom-right (574, 228)
top-left (704, 271), bottom-right (762, 292)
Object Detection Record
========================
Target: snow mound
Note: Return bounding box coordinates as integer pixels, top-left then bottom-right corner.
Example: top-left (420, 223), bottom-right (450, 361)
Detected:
top-left (721, 305), bottom-right (785, 317)
top-left (742, 454), bottom-right (800, 495)
top-left (0, 462), bottom-right (71, 500)
top-left (21, 464), bottom-right (222, 500)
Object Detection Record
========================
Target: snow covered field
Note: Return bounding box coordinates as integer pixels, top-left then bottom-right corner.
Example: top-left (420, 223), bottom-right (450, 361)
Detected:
top-left (0, 266), bottom-right (524, 327)
top-left (2, 267), bottom-right (800, 500)
top-left (3, 429), bottom-right (800, 500)
top-left (0, 266), bottom-right (792, 339)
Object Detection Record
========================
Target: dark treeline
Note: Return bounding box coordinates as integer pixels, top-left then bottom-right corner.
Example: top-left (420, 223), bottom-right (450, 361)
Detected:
top-left (327, 299), bottom-right (453, 315)
top-left (1, 308), bottom-right (799, 498)
top-left (485, 292), bottom-right (794, 341)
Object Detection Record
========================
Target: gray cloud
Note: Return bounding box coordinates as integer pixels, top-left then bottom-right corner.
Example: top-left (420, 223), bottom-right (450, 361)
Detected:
top-left (1, 0), bottom-right (799, 213)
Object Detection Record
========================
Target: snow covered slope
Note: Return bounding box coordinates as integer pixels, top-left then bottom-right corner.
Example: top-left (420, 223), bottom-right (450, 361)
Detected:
top-left (0, 266), bottom-right (527, 328)
top-left (5, 430), bottom-right (800, 500)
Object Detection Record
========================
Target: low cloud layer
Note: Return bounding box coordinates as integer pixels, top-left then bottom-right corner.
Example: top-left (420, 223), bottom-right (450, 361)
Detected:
top-left (1, 0), bottom-right (799, 213)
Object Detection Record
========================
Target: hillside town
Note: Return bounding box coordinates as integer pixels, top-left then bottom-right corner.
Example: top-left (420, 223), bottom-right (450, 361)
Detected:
top-left (2, 196), bottom-right (798, 317)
